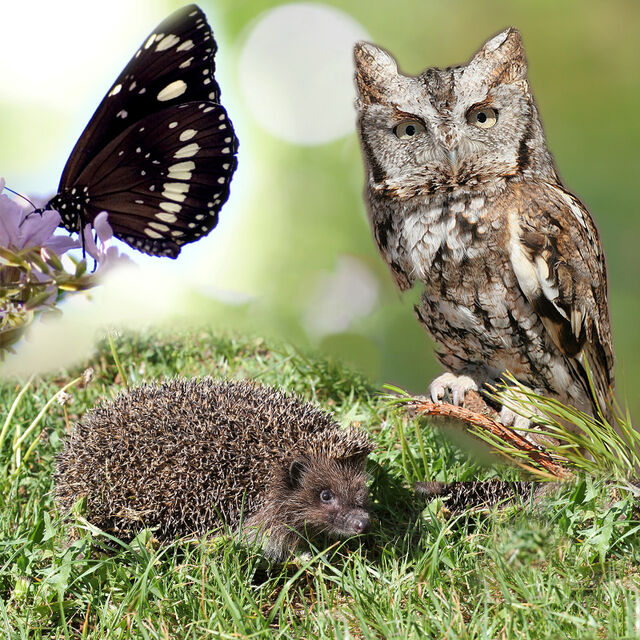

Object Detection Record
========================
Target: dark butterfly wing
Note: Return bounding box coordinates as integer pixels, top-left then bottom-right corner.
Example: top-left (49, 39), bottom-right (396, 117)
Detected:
top-left (69, 101), bottom-right (237, 257)
top-left (58, 4), bottom-right (220, 189)
top-left (48, 4), bottom-right (238, 257)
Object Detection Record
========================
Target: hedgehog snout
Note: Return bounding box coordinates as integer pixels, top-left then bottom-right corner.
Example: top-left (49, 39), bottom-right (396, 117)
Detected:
top-left (338, 507), bottom-right (370, 535)
top-left (348, 510), bottom-right (370, 534)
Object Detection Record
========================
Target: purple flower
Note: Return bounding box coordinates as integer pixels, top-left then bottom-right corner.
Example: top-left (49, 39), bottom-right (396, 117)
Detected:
top-left (81, 211), bottom-right (131, 268)
top-left (1, 180), bottom-right (132, 355)
top-left (0, 179), bottom-right (77, 255)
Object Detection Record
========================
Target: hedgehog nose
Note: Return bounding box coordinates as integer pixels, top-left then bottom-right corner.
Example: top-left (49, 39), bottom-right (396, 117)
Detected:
top-left (351, 513), bottom-right (370, 534)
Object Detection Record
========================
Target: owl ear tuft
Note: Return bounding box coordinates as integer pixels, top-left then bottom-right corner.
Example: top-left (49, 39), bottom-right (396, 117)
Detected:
top-left (470, 27), bottom-right (527, 83)
top-left (354, 41), bottom-right (399, 105)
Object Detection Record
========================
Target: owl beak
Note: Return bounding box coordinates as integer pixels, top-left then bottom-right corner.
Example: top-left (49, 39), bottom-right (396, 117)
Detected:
top-left (446, 148), bottom-right (459, 168)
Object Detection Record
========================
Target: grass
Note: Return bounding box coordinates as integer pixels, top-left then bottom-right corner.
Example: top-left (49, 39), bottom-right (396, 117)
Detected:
top-left (1, 327), bottom-right (640, 638)
top-left (490, 372), bottom-right (640, 478)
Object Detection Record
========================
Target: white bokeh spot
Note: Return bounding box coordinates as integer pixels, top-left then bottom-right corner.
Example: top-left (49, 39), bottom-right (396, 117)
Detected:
top-left (305, 256), bottom-right (379, 336)
top-left (238, 2), bottom-right (369, 145)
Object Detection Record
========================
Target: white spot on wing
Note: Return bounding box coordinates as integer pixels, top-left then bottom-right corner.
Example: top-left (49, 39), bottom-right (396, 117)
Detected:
top-left (173, 143), bottom-right (200, 159)
top-left (157, 80), bottom-right (188, 102)
top-left (162, 182), bottom-right (189, 202)
top-left (179, 129), bottom-right (197, 141)
top-left (156, 34), bottom-right (180, 51)
top-left (163, 182), bottom-right (189, 194)
top-left (167, 161), bottom-right (195, 180)
top-left (144, 228), bottom-right (162, 239)
top-left (148, 222), bottom-right (170, 232)
top-left (108, 83), bottom-right (122, 97)
top-left (177, 39), bottom-right (194, 52)
top-left (156, 212), bottom-right (178, 223)
top-left (179, 57), bottom-right (194, 69)
top-left (160, 202), bottom-right (182, 213)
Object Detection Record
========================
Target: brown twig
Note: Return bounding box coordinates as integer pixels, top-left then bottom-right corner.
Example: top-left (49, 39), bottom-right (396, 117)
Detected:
top-left (411, 390), bottom-right (572, 479)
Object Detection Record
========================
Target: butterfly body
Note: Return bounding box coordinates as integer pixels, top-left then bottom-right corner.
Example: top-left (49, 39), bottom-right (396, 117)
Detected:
top-left (48, 4), bottom-right (238, 258)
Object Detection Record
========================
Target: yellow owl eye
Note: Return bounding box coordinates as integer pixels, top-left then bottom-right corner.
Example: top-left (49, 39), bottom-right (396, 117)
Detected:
top-left (394, 120), bottom-right (425, 139)
top-left (467, 107), bottom-right (498, 129)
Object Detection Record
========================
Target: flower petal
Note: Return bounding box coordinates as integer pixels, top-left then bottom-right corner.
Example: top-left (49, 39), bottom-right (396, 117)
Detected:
top-left (93, 211), bottom-right (113, 242)
top-left (20, 210), bottom-right (61, 248)
top-left (0, 193), bottom-right (26, 248)
top-left (45, 234), bottom-right (79, 255)
top-left (82, 223), bottom-right (100, 260)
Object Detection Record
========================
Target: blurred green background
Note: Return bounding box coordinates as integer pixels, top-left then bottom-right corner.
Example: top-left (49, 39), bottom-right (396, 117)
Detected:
top-left (2, 0), bottom-right (639, 415)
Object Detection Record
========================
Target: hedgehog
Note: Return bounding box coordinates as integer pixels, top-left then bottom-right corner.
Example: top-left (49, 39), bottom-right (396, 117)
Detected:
top-left (55, 378), bottom-right (374, 560)
top-left (414, 480), bottom-right (547, 512)
top-left (414, 479), bottom-right (640, 514)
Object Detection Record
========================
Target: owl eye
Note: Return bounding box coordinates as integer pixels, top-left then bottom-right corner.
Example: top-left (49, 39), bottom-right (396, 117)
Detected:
top-left (393, 120), bottom-right (425, 139)
top-left (467, 107), bottom-right (498, 129)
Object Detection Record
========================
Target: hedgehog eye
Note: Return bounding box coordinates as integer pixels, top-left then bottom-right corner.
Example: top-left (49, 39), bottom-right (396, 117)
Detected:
top-left (320, 489), bottom-right (334, 503)
top-left (393, 120), bottom-right (425, 140)
top-left (467, 107), bottom-right (498, 129)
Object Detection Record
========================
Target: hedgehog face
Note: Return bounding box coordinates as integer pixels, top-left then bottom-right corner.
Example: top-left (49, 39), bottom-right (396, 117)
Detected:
top-left (286, 456), bottom-right (371, 537)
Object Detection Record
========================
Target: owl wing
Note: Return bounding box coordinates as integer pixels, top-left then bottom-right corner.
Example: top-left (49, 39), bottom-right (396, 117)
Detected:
top-left (508, 182), bottom-right (615, 416)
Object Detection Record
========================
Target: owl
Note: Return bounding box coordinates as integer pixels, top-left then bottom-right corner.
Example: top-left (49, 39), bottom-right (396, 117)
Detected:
top-left (354, 28), bottom-right (615, 430)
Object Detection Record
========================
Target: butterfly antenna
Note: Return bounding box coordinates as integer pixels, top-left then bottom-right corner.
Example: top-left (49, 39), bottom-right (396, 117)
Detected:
top-left (4, 186), bottom-right (49, 229)
top-left (3, 186), bottom-right (43, 214)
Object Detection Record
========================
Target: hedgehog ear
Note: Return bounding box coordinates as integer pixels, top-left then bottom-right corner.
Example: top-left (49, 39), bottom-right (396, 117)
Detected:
top-left (288, 459), bottom-right (307, 490)
top-left (342, 452), bottom-right (369, 469)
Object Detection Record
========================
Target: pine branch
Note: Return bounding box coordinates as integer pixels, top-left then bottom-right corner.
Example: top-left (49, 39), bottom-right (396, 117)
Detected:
top-left (410, 390), bottom-right (573, 479)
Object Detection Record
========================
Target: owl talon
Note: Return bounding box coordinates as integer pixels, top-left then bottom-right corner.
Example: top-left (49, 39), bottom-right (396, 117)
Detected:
top-left (500, 406), bottom-right (532, 432)
top-left (429, 373), bottom-right (478, 406)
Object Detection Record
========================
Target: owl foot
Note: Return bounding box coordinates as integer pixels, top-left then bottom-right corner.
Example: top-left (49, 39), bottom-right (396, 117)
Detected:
top-left (499, 405), bottom-right (531, 432)
top-left (500, 403), bottom-right (561, 448)
top-left (429, 372), bottom-right (478, 406)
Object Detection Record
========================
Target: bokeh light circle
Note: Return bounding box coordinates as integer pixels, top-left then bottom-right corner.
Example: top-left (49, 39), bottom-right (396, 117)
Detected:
top-left (238, 2), bottom-right (369, 145)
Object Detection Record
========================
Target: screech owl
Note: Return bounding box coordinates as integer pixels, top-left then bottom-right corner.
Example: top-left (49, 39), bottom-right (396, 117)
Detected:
top-left (354, 28), bottom-right (615, 429)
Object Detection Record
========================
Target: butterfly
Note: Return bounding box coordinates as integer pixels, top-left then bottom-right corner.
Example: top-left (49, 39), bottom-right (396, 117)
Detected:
top-left (45, 4), bottom-right (238, 258)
